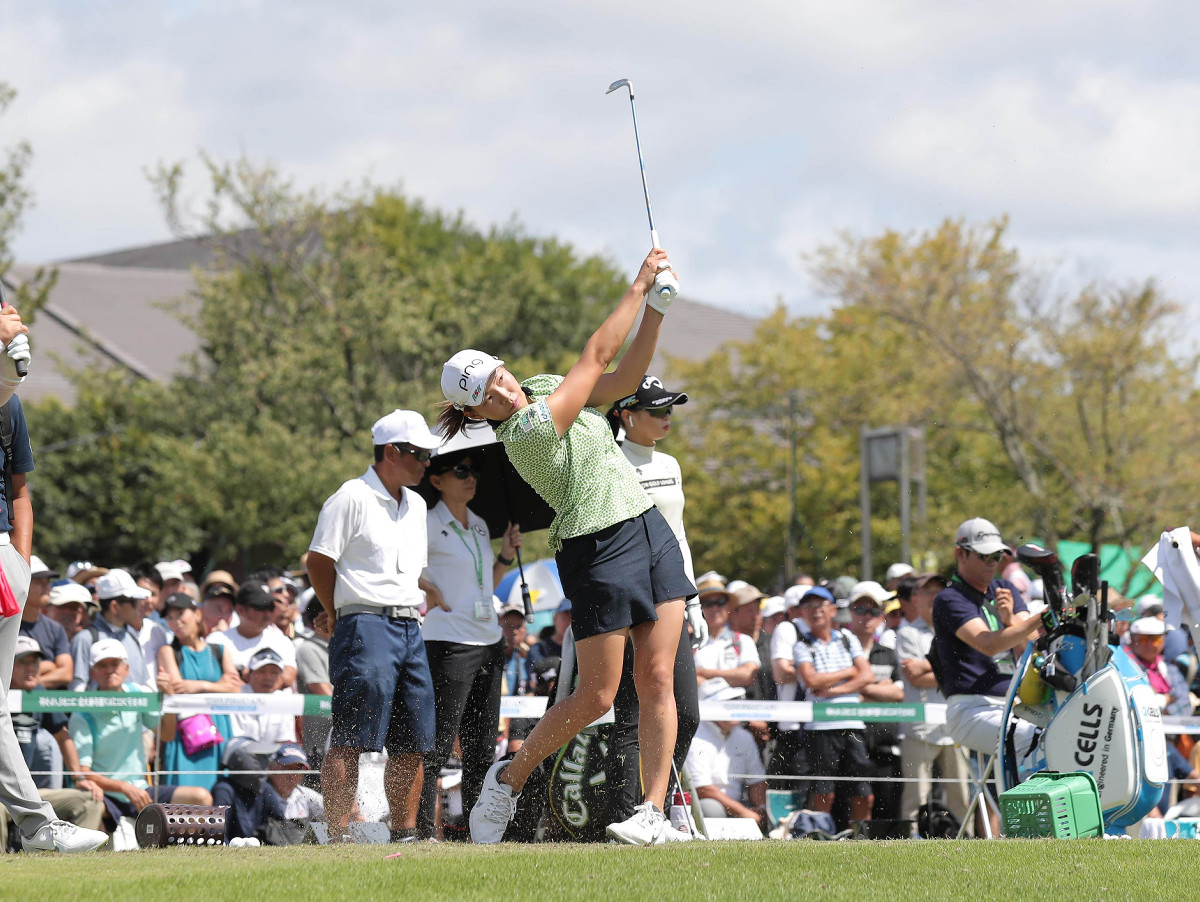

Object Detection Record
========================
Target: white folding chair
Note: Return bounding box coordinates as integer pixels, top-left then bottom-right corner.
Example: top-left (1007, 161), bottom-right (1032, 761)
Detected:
top-left (956, 746), bottom-right (999, 839)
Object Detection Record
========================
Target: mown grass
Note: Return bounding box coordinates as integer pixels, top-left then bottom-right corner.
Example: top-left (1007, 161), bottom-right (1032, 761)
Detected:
top-left (2, 838), bottom-right (1197, 902)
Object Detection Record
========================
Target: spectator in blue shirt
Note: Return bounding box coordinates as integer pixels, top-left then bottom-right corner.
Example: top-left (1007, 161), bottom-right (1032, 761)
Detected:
top-left (18, 556), bottom-right (73, 688)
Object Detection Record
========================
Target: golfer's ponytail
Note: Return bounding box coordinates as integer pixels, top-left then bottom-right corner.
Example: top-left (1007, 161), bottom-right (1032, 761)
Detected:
top-left (434, 402), bottom-right (471, 441)
top-left (605, 405), bottom-right (623, 439)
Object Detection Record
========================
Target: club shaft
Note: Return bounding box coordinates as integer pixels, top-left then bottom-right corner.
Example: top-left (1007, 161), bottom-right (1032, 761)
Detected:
top-left (626, 94), bottom-right (656, 237)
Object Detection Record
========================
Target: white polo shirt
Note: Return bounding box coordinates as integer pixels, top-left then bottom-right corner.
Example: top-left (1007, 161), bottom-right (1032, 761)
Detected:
top-left (421, 501), bottom-right (503, 647)
top-left (684, 721), bottom-right (766, 801)
top-left (620, 441), bottom-right (695, 584)
top-left (208, 624), bottom-right (298, 672)
top-left (309, 466), bottom-right (428, 611)
top-left (694, 626), bottom-right (760, 673)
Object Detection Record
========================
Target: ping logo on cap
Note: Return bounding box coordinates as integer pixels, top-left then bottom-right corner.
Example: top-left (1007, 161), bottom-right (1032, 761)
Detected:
top-left (642, 376), bottom-right (664, 390)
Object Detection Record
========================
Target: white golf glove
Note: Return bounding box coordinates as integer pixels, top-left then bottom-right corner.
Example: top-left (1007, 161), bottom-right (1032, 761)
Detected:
top-left (1, 334), bottom-right (29, 386)
top-left (647, 260), bottom-right (679, 315)
top-left (685, 598), bottom-right (707, 649)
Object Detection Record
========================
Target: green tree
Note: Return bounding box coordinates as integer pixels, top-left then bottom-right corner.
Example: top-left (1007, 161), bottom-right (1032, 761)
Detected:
top-left (0, 82), bottom-right (55, 321)
top-left (28, 156), bottom-right (626, 569)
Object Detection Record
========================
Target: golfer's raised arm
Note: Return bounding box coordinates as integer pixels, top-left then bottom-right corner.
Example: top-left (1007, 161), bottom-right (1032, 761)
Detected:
top-left (546, 248), bottom-right (670, 435)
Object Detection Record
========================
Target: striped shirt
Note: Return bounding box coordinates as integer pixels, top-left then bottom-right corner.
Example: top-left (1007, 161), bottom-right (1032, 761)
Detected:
top-left (794, 629), bottom-right (867, 731)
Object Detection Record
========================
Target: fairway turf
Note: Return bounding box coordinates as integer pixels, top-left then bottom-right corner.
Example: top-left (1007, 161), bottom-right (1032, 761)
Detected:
top-left (2, 839), bottom-right (1195, 902)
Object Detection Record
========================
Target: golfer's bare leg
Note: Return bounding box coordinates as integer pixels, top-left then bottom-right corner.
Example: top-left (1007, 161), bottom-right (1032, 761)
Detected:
top-left (500, 630), bottom-right (628, 793)
top-left (323, 746), bottom-right (363, 837)
top-left (629, 599), bottom-right (684, 811)
top-left (384, 754), bottom-right (423, 831)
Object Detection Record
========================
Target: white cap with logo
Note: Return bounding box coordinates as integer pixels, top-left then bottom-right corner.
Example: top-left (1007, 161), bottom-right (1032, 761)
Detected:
top-left (95, 568), bottom-right (153, 601)
top-left (441, 350), bottom-right (504, 410)
top-left (370, 410), bottom-right (441, 450)
top-left (955, 517), bottom-right (1012, 556)
top-left (90, 638), bottom-right (129, 663)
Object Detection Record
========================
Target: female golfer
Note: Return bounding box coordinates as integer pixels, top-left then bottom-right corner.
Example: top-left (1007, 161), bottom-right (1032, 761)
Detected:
top-left (604, 377), bottom-right (703, 825)
top-left (437, 247), bottom-right (694, 845)
top-left (417, 450), bottom-right (522, 839)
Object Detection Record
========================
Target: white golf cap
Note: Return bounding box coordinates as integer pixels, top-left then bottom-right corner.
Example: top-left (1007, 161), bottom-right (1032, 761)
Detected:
top-left (14, 635), bottom-right (45, 660)
top-left (760, 596), bottom-right (786, 618)
top-left (90, 638), bottom-right (129, 663)
top-left (955, 517), bottom-right (1011, 556)
top-left (441, 350), bottom-right (504, 410)
top-left (698, 676), bottom-right (746, 702)
top-left (849, 580), bottom-right (896, 606)
top-left (371, 409), bottom-right (441, 450)
top-left (48, 581), bottom-right (93, 607)
top-left (156, 560), bottom-right (184, 583)
top-left (1130, 616), bottom-right (1166, 636)
top-left (885, 563), bottom-right (915, 582)
top-left (95, 568), bottom-right (152, 601)
top-left (173, 559), bottom-right (193, 575)
top-left (29, 555), bottom-right (58, 579)
top-left (783, 585), bottom-right (809, 610)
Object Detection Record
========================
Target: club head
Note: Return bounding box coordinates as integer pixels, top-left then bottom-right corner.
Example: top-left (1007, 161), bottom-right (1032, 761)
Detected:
top-left (606, 78), bottom-right (633, 96)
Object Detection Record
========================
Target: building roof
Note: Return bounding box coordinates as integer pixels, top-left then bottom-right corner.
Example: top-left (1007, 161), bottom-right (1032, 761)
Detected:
top-left (7, 235), bottom-right (759, 404)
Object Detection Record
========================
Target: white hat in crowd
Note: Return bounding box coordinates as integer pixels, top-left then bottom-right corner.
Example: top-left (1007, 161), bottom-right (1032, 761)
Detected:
top-left (441, 350), bottom-right (505, 411)
top-left (783, 585), bottom-right (808, 610)
top-left (48, 582), bottom-right (92, 607)
top-left (760, 596), bottom-right (786, 619)
top-left (699, 677), bottom-right (746, 702)
top-left (29, 556), bottom-right (58, 579)
top-left (885, 562), bottom-right (915, 582)
top-left (849, 580), bottom-right (897, 606)
top-left (955, 517), bottom-right (1012, 556)
top-left (14, 635), bottom-right (45, 660)
top-left (156, 560), bottom-right (184, 583)
top-left (371, 409), bottom-right (442, 450)
top-left (95, 569), bottom-right (152, 602)
top-left (1130, 617), bottom-right (1166, 637)
top-left (90, 638), bottom-right (129, 663)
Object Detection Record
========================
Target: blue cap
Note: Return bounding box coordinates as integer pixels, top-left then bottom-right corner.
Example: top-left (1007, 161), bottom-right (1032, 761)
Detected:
top-left (269, 743), bottom-right (308, 767)
top-left (556, 599), bottom-right (572, 614)
top-left (799, 587), bottom-right (834, 605)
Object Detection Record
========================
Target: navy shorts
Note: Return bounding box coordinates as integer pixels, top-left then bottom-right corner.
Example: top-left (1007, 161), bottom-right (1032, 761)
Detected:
top-left (328, 613), bottom-right (436, 755)
top-left (556, 507), bottom-right (696, 641)
top-left (803, 728), bottom-right (873, 797)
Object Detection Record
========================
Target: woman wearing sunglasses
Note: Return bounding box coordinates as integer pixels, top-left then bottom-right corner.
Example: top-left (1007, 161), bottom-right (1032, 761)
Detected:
top-left (417, 452), bottom-right (521, 840)
top-left (436, 247), bottom-right (694, 845)
top-left (603, 376), bottom-right (704, 827)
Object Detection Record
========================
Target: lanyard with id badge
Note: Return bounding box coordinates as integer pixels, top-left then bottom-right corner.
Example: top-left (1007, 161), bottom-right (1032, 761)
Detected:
top-left (958, 575), bottom-right (1018, 676)
top-left (448, 520), bottom-right (494, 621)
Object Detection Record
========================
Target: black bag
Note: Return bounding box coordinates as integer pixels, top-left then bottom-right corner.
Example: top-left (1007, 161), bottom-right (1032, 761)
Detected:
top-left (917, 800), bottom-right (961, 838)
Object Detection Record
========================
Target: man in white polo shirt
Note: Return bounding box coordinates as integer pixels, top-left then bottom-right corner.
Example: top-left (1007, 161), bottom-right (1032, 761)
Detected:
top-left (307, 409), bottom-right (445, 844)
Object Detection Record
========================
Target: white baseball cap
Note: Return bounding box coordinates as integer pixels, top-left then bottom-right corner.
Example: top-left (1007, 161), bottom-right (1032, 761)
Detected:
top-left (156, 560), bottom-right (184, 583)
top-left (14, 635), bottom-right (45, 660)
top-left (955, 517), bottom-right (1011, 556)
top-left (441, 350), bottom-right (504, 410)
top-left (173, 559), bottom-right (193, 575)
top-left (783, 585), bottom-right (808, 610)
top-left (699, 677), bottom-right (746, 702)
top-left (1130, 617), bottom-right (1166, 636)
top-left (48, 581), bottom-right (93, 607)
top-left (29, 555), bottom-right (59, 579)
top-left (370, 409), bottom-right (441, 450)
top-left (760, 596), bottom-right (786, 618)
top-left (90, 638), bottom-right (129, 663)
top-left (849, 580), bottom-right (897, 606)
top-left (885, 563), bottom-right (915, 582)
top-left (95, 568), bottom-right (153, 601)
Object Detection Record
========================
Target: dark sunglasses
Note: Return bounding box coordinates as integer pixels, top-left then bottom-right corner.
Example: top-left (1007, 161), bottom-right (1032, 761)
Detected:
top-left (972, 550), bottom-right (1005, 565)
top-left (449, 464), bottom-right (479, 480)
top-left (392, 443), bottom-right (433, 463)
top-left (270, 585), bottom-right (290, 596)
top-left (850, 604), bottom-right (881, 616)
top-left (646, 407), bottom-right (673, 419)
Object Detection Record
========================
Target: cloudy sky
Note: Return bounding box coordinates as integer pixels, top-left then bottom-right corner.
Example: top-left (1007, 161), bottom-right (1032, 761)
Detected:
top-left (3, 1), bottom-right (1200, 321)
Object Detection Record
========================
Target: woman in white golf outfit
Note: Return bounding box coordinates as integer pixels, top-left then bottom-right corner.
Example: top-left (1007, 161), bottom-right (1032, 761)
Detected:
top-left (604, 376), bottom-right (703, 826)
top-left (418, 451), bottom-right (522, 840)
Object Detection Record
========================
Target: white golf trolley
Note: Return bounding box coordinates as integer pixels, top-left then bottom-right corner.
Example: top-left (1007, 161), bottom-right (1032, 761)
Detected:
top-left (995, 545), bottom-right (1168, 831)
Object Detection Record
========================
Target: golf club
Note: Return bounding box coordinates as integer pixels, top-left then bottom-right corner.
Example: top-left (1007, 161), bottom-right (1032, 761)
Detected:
top-left (0, 276), bottom-right (29, 379)
top-left (606, 78), bottom-right (679, 304)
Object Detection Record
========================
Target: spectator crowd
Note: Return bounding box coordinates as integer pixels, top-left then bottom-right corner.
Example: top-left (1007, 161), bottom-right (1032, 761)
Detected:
top-left (8, 514), bottom-right (1200, 848)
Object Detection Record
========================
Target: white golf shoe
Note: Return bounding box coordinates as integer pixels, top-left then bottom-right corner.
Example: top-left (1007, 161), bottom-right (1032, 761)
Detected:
top-left (470, 761), bottom-right (519, 844)
top-left (606, 802), bottom-right (691, 846)
top-left (22, 819), bottom-right (109, 854)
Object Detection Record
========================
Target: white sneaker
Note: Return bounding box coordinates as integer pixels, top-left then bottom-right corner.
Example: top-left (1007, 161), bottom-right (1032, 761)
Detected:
top-left (607, 802), bottom-right (689, 846)
top-left (470, 761), bottom-right (519, 844)
top-left (22, 820), bottom-right (109, 854)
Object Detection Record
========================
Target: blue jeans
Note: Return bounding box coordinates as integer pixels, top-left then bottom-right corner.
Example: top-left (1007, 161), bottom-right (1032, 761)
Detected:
top-left (328, 614), bottom-right (435, 755)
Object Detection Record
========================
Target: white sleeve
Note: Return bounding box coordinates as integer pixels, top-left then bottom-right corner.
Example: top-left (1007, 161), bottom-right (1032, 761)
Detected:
top-left (770, 621), bottom-right (797, 661)
top-left (309, 485), bottom-right (356, 561)
top-left (739, 634), bottom-right (761, 667)
top-left (268, 629), bottom-right (298, 668)
top-left (895, 626), bottom-right (924, 663)
top-left (684, 738), bottom-right (715, 789)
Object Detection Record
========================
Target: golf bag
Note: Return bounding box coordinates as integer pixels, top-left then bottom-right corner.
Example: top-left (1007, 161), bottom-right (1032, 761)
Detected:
top-left (997, 547), bottom-right (1167, 828)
